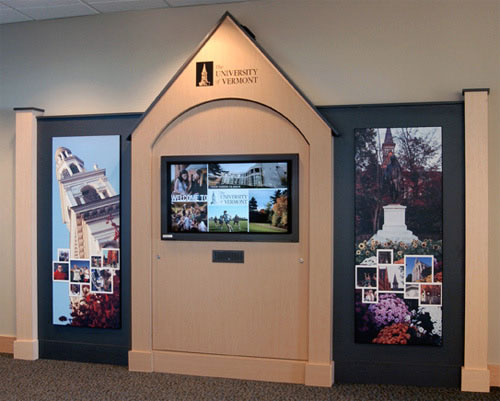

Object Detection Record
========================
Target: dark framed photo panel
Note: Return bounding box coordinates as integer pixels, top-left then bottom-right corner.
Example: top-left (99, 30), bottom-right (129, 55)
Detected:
top-left (320, 102), bottom-right (465, 387)
top-left (37, 112), bottom-right (141, 365)
top-left (160, 154), bottom-right (299, 242)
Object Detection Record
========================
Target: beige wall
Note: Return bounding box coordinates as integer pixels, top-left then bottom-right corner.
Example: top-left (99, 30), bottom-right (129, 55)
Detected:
top-left (0, 0), bottom-right (498, 362)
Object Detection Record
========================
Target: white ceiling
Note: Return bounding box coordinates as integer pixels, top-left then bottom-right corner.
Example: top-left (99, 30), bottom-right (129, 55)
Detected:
top-left (0, 0), bottom-right (252, 24)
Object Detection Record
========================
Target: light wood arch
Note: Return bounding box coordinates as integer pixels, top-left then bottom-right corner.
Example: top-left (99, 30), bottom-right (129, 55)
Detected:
top-left (129, 13), bottom-right (333, 386)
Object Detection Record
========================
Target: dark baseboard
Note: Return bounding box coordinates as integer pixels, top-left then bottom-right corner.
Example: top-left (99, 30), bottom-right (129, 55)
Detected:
top-left (334, 360), bottom-right (461, 387)
top-left (39, 340), bottom-right (128, 366)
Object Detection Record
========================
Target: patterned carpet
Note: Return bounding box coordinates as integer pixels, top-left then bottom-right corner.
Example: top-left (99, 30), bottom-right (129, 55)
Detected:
top-left (0, 353), bottom-right (498, 401)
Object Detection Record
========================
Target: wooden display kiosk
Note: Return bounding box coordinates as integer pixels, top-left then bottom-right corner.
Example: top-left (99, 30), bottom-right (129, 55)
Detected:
top-left (128, 13), bottom-right (334, 386)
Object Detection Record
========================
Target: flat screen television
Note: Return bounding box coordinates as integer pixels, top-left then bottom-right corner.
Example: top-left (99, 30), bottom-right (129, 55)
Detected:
top-left (161, 154), bottom-right (298, 242)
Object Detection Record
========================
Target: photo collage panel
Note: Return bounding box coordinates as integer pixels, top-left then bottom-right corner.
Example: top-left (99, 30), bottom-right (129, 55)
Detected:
top-left (169, 162), bottom-right (289, 234)
top-left (52, 136), bottom-right (121, 329)
top-left (354, 127), bottom-right (443, 346)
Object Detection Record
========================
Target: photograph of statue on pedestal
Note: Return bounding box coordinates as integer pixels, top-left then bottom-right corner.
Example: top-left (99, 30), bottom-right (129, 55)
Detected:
top-left (354, 127), bottom-right (443, 346)
top-left (51, 136), bottom-right (121, 329)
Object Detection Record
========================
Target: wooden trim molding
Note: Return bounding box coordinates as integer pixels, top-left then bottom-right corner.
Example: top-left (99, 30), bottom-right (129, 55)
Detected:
top-left (153, 350), bottom-right (307, 384)
top-left (461, 90), bottom-right (490, 392)
top-left (489, 365), bottom-right (500, 388)
top-left (14, 108), bottom-right (43, 360)
top-left (0, 336), bottom-right (15, 354)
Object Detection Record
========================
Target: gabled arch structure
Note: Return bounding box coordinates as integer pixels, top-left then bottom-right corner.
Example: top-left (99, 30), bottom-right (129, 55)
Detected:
top-left (129, 12), bottom-right (335, 386)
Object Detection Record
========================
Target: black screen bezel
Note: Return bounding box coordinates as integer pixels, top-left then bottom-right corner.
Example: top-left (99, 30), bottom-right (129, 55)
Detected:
top-left (161, 154), bottom-right (299, 242)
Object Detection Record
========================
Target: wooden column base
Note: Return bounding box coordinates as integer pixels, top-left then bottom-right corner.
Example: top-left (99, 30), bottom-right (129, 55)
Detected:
top-left (489, 365), bottom-right (500, 387)
top-left (128, 350), bottom-right (153, 372)
top-left (461, 366), bottom-right (490, 392)
top-left (0, 336), bottom-right (15, 354)
top-left (13, 339), bottom-right (38, 360)
top-left (305, 362), bottom-right (334, 387)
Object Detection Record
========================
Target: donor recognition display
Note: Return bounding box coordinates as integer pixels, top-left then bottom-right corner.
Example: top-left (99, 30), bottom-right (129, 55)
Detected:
top-left (52, 136), bottom-right (121, 328)
top-left (161, 154), bottom-right (298, 242)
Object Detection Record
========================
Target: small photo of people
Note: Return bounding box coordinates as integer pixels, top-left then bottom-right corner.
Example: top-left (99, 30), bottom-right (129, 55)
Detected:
top-left (58, 248), bottom-right (70, 262)
top-left (53, 262), bottom-right (69, 281)
top-left (81, 284), bottom-right (90, 297)
top-left (363, 288), bottom-right (378, 304)
top-left (377, 249), bottom-right (393, 265)
top-left (355, 266), bottom-right (377, 289)
top-left (91, 268), bottom-right (113, 294)
top-left (170, 164), bottom-right (208, 201)
top-left (91, 255), bottom-right (102, 268)
top-left (170, 202), bottom-right (208, 232)
top-left (420, 284), bottom-right (442, 306)
top-left (102, 249), bottom-right (120, 269)
top-left (208, 204), bottom-right (249, 232)
top-left (70, 260), bottom-right (90, 283)
top-left (69, 284), bottom-right (81, 297)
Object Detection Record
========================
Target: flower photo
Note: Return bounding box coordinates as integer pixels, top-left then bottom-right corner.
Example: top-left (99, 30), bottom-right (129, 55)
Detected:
top-left (354, 127), bottom-right (443, 346)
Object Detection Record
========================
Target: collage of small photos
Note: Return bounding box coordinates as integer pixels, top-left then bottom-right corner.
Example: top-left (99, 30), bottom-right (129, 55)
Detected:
top-left (168, 161), bottom-right (289, 234)
top-left (356, 249), bottom-right (442, 307)
top-left (53, 248), bottom-right (120, 299)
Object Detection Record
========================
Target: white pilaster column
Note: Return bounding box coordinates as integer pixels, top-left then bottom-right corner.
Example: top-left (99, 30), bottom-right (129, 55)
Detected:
top-left (14, 107), bottom-right (44, 360)
top-left (461, 89), bottom-right (490, 392)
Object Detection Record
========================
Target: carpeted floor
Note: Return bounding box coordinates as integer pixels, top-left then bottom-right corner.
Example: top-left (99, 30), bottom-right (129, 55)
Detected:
top-left (0, 353), bottom-right (498, 401)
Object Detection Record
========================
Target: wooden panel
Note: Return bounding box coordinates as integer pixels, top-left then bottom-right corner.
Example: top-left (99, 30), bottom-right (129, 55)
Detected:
top-left (128, 350), bottom-right (153, 372)
top-left (153, 350), bottom-right (306, 384)
top-left (152, 100), bottom-right (309, 360)
top-left (14, 109), bottom-right (42, 360)
top-left (0, 336), bottom-right (15, 354)
top-left (130, 15), bottom-right (333, 384)
top-left (489, 365), bottom-right (500, 388)
top-left (462, 90), bottom-right (489, 392)
top-left (130, 137), bottom-right (153, 353)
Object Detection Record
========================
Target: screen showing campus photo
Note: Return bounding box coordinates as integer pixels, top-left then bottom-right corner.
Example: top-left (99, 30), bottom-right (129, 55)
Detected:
top-left (167, 161), bottom-right (290, 234)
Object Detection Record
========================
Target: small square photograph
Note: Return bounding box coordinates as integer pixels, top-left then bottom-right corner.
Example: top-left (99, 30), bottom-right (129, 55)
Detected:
top-left (69, 283), bottom-right (81, 297)
top-left (69, 259), bottom-right (90, 283)
top-left (405, 255), bottom-right (433, 283)
top-left (102, 249), bottom-right (120, 268)
top-left (91, 268), bottom-right (113, 294)
top-left (208, 204), bottom-right (249, 233)
top-left (355, 266), bottom-right (377, 289)
top-left (171, 202), bottom-right (208, 233)
top-left (378, 264), bottom-right (404, 292)
top-left (58, 248), bottom-right (70, 262)
top-left (53, 262), bottom-right (69, 281)
top-left (434, 260), bottom-right (443, 282)
top-left (362, 288), bottom-right (378, 304)
top-left (420, 283), bottom-right (442, 306)
top-left (81, 284), bottom-right (91, 298)
top-left (91, 255), bottom-right (102, 268)
top-left (405, 283), bottom-right (420, 299)
top-left (377, 249), bottom-right (393, 265)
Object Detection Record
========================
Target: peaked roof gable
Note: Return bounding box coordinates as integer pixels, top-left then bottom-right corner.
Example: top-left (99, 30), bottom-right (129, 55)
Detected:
top-left (129, 11), bottom-right (337, 139)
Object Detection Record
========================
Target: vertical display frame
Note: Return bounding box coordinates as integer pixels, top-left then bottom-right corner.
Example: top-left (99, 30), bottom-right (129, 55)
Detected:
top-left (37, 113), bottom-right (141, 365)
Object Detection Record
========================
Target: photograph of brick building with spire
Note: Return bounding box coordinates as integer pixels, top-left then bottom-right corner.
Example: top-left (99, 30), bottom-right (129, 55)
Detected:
top-left (52, 136), bottom-right (121, 328)
top-left (354, 127), bottom-right (443, 346)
